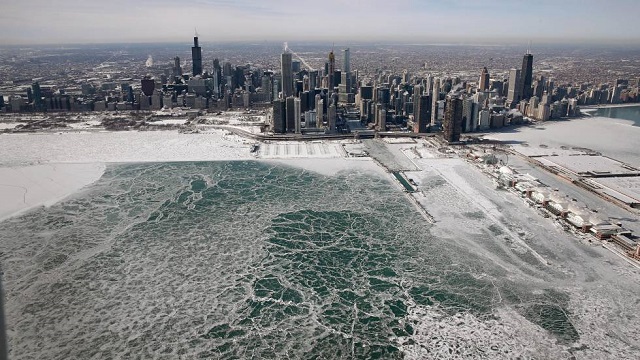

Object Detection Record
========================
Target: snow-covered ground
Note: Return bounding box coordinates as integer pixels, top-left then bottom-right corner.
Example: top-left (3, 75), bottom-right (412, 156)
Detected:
top-left (67, 120), bottom-right (103, 129)
top-left (0, 130), bottom-right (253, 165)
top-left (147, 119), bottom-right (187, 126)
top-left (0, 122), bottom-right (27, 130)
top-left (485, 117), bottom-right (640, 166)
top-left (0, 163), bottom-right (105, 221)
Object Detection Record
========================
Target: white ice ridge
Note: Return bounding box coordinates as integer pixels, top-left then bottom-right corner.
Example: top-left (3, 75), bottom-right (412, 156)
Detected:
top-left (397, 305), bottom-right (573, 359)
top-left (0, 163), bottom-right (105, 221)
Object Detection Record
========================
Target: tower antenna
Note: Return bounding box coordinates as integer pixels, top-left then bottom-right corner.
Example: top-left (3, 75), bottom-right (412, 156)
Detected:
top-left (195, 28), bottom-right (199, 37)
top-left (527, 40), bottom-right (531, 55)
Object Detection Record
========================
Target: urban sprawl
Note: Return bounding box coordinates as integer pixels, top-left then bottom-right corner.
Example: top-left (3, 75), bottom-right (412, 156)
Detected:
top-left (1, 36), bottom-right (640, 143)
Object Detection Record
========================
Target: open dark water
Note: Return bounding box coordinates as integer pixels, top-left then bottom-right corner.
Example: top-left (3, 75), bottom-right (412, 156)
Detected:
top-left (1, 161), bottom-right (637, 359)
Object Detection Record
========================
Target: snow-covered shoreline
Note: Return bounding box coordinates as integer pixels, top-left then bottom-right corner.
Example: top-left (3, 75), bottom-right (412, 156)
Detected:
top-left (0, 163), bottom-right (106, 222)
top-left (0, 130), bottom-right (372, 220)
top-left (0, 130), bottom-right (254, 220)
top-left (2, 114), bottom-right (639, 221)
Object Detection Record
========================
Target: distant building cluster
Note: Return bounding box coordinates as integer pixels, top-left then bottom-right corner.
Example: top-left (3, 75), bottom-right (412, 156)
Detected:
top-left (1, 37), bottom-right (639, 142)
top-left (0, 36), bottom-right (280, 115)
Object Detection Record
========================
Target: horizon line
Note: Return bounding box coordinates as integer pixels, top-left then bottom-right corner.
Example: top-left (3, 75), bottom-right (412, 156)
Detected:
top-left (2, 38), bottom-right (640, 48)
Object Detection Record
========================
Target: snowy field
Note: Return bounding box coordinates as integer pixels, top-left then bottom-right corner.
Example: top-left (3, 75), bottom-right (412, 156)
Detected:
top-left (0, 130), bottom-right (253, 165)
top-left (538, 155), bottom-right (638, 176)
top-left (590, 177), bottom-right (640, 204)
top-left (0, 163), bottom-right (105, 221)
top-left (0, 122), bottom-right (26, 130)
top-left (486, 117), bottom-right (640, 166)
top-left (148, 119), bottom-right (188, 126)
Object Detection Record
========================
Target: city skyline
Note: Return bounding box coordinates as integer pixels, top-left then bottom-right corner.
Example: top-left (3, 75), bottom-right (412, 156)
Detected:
top-left (2, 0), bottom-right (640, 45)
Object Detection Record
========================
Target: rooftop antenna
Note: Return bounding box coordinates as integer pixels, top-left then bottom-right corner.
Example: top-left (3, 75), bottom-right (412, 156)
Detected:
top-left (527, 40), bottom-right (531, 55)
top-left (195, 28), bottom-right (199, 38)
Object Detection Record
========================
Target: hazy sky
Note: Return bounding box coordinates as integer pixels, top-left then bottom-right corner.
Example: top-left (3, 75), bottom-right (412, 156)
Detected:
top-left (2, 0), bottom-right (639, 45)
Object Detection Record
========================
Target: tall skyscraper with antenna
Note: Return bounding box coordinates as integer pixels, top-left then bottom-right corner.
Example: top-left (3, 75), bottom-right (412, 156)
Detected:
top-left (519, 48), bottom-right (533, 100)
top-left (191, 35), bottom-right (202, 76)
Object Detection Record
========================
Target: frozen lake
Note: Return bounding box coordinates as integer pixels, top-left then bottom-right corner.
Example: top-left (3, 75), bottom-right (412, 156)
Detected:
top-left (0, 131), bottom-right (639, 359)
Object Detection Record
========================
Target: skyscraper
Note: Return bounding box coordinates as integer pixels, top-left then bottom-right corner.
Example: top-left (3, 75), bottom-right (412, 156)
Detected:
top-left (328, 50), bottom-right (336, 95)
top-left (309, 70), bottom-right (318, 90)
top-left (413, 94), bottom-right (431, 133)
top-left (286, 96), bottom-right (295, 132)
top-left (272, 99), bottom-right (286, 133)
top-left (342, 48), bottom-right (351, 76)
top-left (294, 97), bottom-right (302, 134)
top-left (327, 104), bottom-right (337, 133)
top-left (316, 97), bottom-right (324, 128)
top-left (443, 95), bottom-right (463, 143)
top-left (431, 78), bottom-right (440, 125)
top-left (519, 52), bottom-right (533, 100)
top-left (173, 56), bottom-right (182, 78)
top-left (479, 67), bottom-right (490, 91)
top-left (281, 52), bottom-right (293, 98)
top-left (31, 81), bottom-right (43, 111)
top-left (507, 69), bottom-right (521, 106)
top-left (462, 97), bottom-right (474, 132)
top-left (141, 77), bottom-right (155, 96)
top-left (191, 36), bottom-right (202, 76)
top-left (413, 84), bottom-right (422, 118)
top-left (342, 48), bottom-right (351, 92)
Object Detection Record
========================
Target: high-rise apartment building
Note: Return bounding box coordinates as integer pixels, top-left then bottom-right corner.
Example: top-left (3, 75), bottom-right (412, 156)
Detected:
top-left (443, 95), bottom-right (463, 142)
top-left (413, 94), bottom-right (431, 133)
